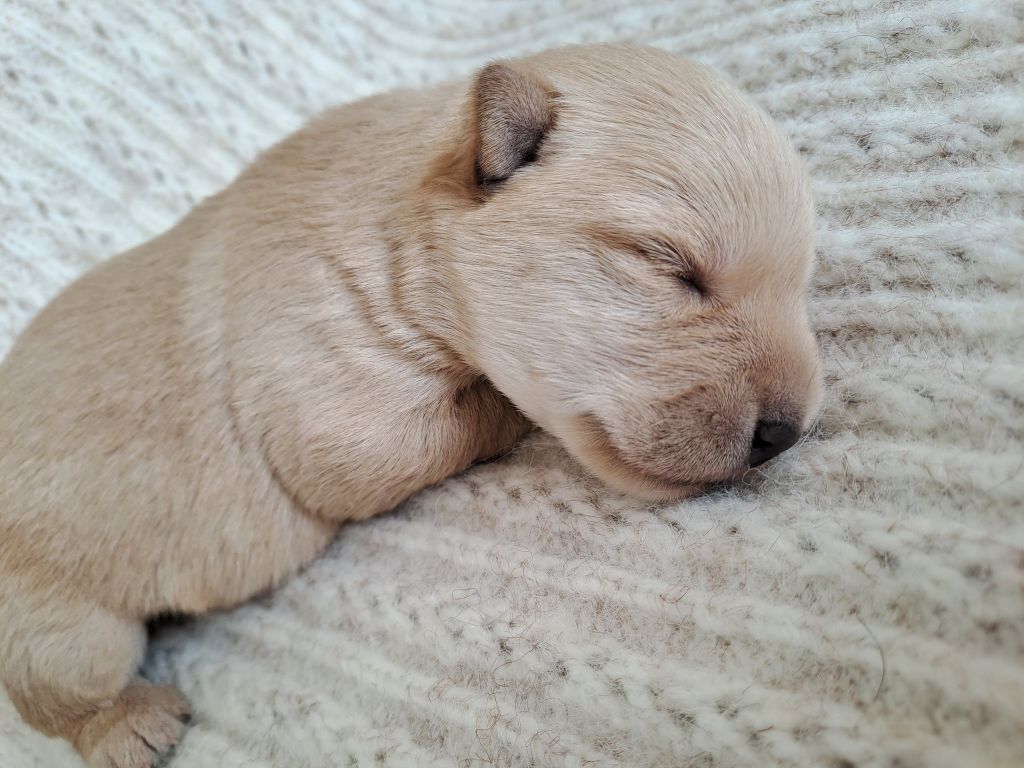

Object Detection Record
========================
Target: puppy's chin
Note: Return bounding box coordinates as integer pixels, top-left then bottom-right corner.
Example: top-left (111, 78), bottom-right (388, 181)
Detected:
top-left (557, 413), bottom-right (705, 503)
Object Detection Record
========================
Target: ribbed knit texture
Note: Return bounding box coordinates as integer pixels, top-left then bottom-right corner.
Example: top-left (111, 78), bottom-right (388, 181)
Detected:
top-left (1, 1), bottom-right (1022, 766)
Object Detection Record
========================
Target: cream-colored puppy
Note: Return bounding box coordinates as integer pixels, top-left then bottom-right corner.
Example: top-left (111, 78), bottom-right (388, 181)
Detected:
top-left (0, 45), bottom-right (820, 766)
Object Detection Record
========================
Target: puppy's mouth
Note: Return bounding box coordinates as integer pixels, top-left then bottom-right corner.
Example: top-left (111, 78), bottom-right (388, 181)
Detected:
top-left (560, 412), bottom-right (706, 502)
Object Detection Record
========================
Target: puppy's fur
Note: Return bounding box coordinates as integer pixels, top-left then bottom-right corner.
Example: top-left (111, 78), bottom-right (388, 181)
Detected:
top-left (0, 45), bottom-right (820, 766)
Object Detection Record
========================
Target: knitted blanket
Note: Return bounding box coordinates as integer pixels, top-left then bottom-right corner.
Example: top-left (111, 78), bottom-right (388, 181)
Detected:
top-left (1, 1), bottom-right (1022, 766)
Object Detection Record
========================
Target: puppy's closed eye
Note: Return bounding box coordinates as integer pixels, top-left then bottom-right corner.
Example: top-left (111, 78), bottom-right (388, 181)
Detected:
top-left (673, 271), bottom-right (705, 296)
top-left (635, 238), bottom-right (708, 298)
top-left (587, 227), bottom-right (709, 299)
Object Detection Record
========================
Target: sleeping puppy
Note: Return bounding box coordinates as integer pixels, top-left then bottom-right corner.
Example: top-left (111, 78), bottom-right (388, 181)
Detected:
top-left (0, 44), bottom-right (821, 767)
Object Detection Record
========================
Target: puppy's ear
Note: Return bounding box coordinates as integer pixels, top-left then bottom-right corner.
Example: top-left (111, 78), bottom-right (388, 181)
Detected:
top-left (472, 63), bottom-right (556, 188)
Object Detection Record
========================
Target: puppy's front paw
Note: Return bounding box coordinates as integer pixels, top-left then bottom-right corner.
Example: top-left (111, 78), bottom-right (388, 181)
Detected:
top-left (75, 682), bottom-right (190, 768)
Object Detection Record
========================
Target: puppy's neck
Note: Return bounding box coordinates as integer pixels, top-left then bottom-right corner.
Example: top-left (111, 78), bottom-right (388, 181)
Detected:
top-left (377, 219), bottom-right (478, 384)
top-left (373, 110), bottom-right (493, 385)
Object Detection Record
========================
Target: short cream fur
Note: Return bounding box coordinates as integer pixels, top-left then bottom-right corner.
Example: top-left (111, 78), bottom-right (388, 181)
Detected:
top-left (0, 45), bottom-right (819, 767)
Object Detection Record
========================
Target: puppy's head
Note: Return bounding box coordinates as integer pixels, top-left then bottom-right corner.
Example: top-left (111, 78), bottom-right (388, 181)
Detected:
top-left (425, 45), bottom-right (822, 501)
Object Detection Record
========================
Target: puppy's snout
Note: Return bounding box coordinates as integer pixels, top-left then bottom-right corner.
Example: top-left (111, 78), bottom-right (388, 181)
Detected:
top-left (748, 420), bottom-right (800, 467)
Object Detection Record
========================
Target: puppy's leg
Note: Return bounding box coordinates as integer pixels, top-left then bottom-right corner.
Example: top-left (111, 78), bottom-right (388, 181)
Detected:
top-left (1, 589), bottom-right (188, 768)
top-left (462, 378), bottom-right (535, 463)
top-left (69, 681), bottom-right (189, 768)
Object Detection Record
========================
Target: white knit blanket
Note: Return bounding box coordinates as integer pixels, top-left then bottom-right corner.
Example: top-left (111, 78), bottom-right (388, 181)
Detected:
top-left (1, 2), bottom-right (1022, 767)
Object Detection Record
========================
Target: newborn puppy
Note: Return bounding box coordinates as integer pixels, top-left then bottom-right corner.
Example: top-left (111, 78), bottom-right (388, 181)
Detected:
top-left (0, 44), bottom-right (821, 767)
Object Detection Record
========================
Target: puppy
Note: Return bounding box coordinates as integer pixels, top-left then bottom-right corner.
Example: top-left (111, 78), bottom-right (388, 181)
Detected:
top-left (0, 44), bottom-right (821, 767)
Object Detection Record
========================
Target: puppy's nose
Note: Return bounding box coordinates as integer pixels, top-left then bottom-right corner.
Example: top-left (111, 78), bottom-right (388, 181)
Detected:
top-left (748, 421), bottom-right (800, 467)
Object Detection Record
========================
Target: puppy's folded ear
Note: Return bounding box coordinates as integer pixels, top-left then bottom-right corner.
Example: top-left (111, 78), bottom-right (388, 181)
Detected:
top-left (472, 63), bottom-right (557, 188)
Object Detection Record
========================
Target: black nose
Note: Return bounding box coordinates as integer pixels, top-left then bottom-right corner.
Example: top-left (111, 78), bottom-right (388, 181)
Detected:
top-left (748, 421), bottom-right (800, 467)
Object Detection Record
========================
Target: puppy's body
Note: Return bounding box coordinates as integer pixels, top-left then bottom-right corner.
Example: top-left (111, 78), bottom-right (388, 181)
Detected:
top-left (0, 46), bottom-right (821, 766)
top-left (0, 80), bottom-right (529, 764)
